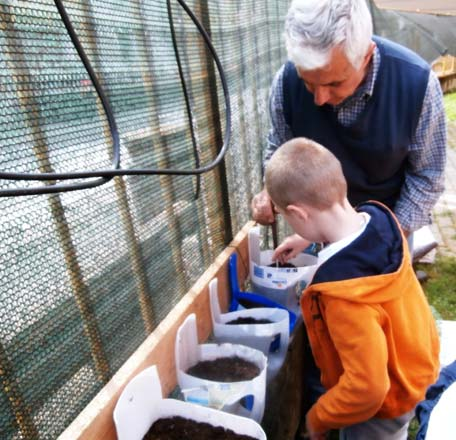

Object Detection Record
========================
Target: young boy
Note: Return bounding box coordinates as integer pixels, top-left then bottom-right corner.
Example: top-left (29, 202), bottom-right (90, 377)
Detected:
top-left (265, 138), bottom-right (440, 440)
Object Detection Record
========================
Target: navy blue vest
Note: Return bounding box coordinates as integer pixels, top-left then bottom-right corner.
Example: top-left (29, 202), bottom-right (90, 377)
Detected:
top-left (283, 36), bottom-right (430, 208)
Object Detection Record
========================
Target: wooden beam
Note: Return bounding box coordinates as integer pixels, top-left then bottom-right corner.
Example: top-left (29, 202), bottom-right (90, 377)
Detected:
top-left (58, 221), bottom-right (254, 440)
top-left (439, 72), bottom-right (456, 94)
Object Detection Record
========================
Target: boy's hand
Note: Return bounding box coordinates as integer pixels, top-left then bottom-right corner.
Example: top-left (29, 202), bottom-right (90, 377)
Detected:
top-left (272, 234), bottom-right (310, 263)
top-left (251, 188), bottom-right (275, 225)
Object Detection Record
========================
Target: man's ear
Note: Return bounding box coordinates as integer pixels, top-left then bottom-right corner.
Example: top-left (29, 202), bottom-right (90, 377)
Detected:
top-left (363, 41), bottom-right (376, 66)
top-left (285, 203), bottom-right (309, 220)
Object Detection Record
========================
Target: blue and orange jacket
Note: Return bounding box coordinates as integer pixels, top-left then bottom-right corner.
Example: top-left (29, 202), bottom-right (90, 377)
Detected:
top-left (302, 202), bottom-right (439, 433)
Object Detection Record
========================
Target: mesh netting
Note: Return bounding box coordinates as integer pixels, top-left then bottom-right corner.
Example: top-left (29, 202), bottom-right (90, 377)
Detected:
top-left (0, 0), bottom-right (288, 438)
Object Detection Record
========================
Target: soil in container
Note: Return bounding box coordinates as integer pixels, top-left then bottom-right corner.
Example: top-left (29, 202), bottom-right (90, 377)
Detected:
top-left (187, 356), bottom-right (260, 382)
top-left (143, 416), bottom-right (258, 440)
top-left (268, 262), bottom-right (296, 268)
top-left (226, 317), bottom-right (272, 325)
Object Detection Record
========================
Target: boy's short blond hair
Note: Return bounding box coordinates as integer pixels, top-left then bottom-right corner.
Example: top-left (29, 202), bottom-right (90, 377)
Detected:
top-left (265, 137), bottom-right (347, 210)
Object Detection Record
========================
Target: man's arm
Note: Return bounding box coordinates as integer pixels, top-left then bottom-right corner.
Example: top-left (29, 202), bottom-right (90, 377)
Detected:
top-left (264, 64), bottom-right (293, 168)
top-left (394, 70), bottom-right (447, 233)
top-left (252, 65), bottom-right (293, 224)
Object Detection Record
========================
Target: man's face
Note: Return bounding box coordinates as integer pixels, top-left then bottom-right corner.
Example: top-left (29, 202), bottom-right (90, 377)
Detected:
top-left (296, 43), bottom-right (375, 106)
top-left (273, 203), bottom-right (321, 243)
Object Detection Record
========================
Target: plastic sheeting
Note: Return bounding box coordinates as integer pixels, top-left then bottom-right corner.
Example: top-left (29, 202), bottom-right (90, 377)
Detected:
top-left (369, 0), bottom-right (456, 62)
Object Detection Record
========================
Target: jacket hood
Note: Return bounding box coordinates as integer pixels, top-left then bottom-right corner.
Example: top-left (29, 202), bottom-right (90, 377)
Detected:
top-left (307, 202), bottom-right (410, 304)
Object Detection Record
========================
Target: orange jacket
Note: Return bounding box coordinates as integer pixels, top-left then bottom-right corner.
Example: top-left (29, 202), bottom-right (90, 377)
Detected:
top-left (301, 202), bottom-right (439, 433)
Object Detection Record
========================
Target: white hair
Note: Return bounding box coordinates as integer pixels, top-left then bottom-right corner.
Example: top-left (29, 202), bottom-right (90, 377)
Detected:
top-left (285, 0), bottom-right (373, 70)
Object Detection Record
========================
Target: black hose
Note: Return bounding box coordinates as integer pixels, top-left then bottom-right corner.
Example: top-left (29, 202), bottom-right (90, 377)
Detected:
top-left (0, 0), bottom-right (231, 196)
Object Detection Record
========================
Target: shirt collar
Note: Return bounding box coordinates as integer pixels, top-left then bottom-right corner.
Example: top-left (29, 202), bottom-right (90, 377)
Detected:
top-left (360, 45), bottom-right (380, 99)
top-left (333, 45), bottom-right (380, 109)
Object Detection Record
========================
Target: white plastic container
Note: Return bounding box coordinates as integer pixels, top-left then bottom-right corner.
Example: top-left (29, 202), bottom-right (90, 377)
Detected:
top-left (437, 320), bottom-right (456, 368)
top-left (113, 365), bottom-right (266, 440)
top-left (209, 278), bottom-right (289, 381)
top-left (425, 381), bottom-right (456, 440)
top-left (175, 314), bottom-right (267, 423)
top-left (248, 226), bottom-right (318, 315)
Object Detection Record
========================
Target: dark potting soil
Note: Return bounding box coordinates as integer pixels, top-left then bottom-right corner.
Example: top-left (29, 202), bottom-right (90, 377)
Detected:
top-left (226, 317), bottom-right (272, 325)
top-left (143, 416), bottom-right (258, 440)
top-left (268, 261), bottom-right (296, 268)
top-left (187, 356), bottom-right (260, 382)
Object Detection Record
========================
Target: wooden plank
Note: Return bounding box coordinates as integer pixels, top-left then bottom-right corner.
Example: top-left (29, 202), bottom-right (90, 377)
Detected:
top-left (439, 72), bottom-right (456, 94)
top-left (374, 0), bottom-right (456, 15)
top-left (58, 221), bottom-right (254, 440)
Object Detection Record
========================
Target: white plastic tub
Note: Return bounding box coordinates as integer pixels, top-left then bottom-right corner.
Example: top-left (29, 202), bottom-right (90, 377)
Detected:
top-left (249, 225), bottom-right (317, 315)
top-left (113, 365), bottom-right (266, 440)
top-left (175, 314), bottom-right (267, 423)
top-left (210, 277), bottom-right (289, 381)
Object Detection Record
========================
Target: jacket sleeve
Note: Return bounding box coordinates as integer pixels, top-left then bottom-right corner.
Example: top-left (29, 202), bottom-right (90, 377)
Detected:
top-left (306, 298), bottom-right (390, 433)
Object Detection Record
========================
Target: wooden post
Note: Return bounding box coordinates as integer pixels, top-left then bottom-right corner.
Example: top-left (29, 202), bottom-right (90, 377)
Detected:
top-left (195, 0), bottom-right (234, 244)
top-left (80, 2), bottom-right (155, 334)
top-left (1, 2), bottom-right (111, 399)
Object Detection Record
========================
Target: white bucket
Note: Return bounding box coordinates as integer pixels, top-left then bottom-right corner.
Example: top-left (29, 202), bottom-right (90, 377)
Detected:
top-left (113, 365), bottom-right (266, 440)
top-left (209, 278), bottom-right (289, 382)
top-left (175, 314), bottom-right (267, 423)
top-left (248, 226), bottom-right (318, 315)
top-left (437, 320), bottom-right (456, 368)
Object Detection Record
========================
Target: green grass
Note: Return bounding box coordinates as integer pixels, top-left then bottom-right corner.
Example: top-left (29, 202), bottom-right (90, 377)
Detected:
top-left (408, 417), bottom-right (420, 439)
top-left (443, 92), bottom-right (456, 122)
top-left (435, 209), bottom-right (453, 218)
top-left (417, 256), bottom-right (456, 320)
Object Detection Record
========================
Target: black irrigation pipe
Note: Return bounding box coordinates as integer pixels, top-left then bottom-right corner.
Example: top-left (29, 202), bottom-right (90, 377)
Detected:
top-left (0, 0), bottom-right (231, 196)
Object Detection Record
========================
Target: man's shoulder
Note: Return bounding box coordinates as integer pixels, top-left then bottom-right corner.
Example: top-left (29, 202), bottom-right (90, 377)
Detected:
top-left (270, 63), bottom-right (288, 91)
top-left (374, 35), bottom-right (430, 71)
top-left (279, 61), bottom-right (296, 86)
top-left (281, 61), bottom-right (308, 94)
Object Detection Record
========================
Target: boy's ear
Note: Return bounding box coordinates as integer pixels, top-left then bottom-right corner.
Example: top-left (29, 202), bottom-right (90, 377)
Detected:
top-left (285, 203), bottom-right (309, 220)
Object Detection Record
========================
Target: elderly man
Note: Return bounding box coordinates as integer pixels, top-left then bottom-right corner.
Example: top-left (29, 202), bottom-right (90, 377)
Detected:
top-left (252, 0), bottom-right (446, 261)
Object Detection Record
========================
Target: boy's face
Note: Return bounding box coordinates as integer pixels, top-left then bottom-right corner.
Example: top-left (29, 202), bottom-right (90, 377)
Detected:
top-left (274, 202), bottom-right (322, 243)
